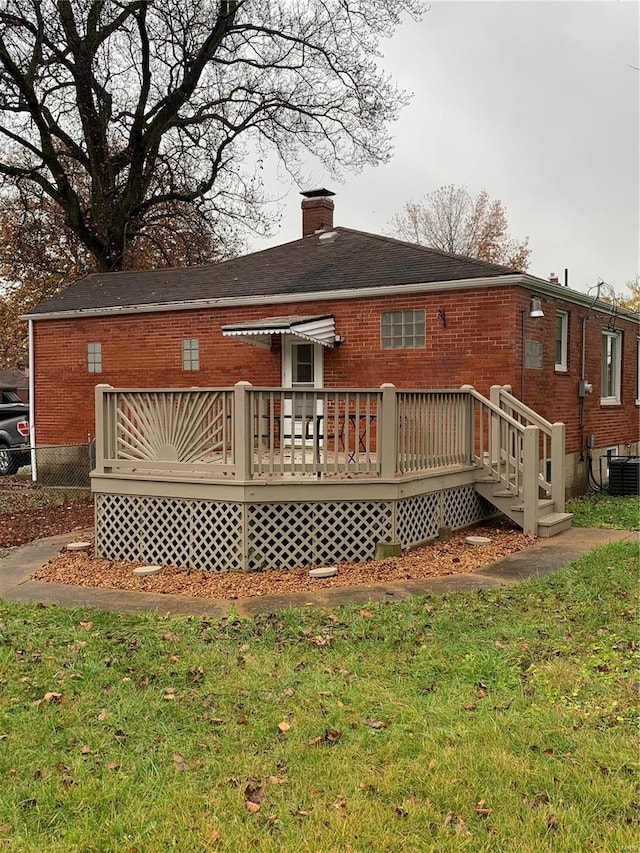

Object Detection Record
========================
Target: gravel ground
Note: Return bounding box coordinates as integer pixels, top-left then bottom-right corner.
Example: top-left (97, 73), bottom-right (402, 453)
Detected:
top-left (33, 520), bottom-right (532, 600)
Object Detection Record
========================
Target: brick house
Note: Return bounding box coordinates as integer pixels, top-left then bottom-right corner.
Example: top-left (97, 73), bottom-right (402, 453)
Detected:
top-left (26, 190), bottom-right (639, 497)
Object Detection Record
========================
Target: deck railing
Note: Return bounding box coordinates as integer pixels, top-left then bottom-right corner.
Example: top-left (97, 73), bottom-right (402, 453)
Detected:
top-left (93, 383), bottom-right (564, 513)
top-left (490, 384), bottom-right (566, 513)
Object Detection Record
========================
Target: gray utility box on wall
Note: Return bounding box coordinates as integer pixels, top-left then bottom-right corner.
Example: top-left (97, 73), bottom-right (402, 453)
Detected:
top-left (608, 457), bottom-right (640, 496)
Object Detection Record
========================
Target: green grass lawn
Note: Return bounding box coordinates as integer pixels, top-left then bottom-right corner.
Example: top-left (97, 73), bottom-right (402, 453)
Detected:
top-left (0, 540), bottom-right (638, 852)
top-left (567, 492), bottom-right (639, 530)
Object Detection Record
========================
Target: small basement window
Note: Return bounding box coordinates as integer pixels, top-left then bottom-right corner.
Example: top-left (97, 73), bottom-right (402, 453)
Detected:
top-left (182, 338), bottom-right (200, 371)
top-left (381, 309), bottom-right (425, 350)
top-left (87, 342), bottom-right (102, 373)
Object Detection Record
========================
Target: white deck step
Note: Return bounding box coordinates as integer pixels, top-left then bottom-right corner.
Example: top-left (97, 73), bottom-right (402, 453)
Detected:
top-left (536, 512), bottom-right (573, 537)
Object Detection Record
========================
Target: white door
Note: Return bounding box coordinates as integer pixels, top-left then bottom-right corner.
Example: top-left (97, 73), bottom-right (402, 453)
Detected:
top-left (282, 338), bottom-right (323, 445)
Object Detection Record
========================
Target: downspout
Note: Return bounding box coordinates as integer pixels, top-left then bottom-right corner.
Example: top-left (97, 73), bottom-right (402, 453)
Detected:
top-left (28, 318), bottom-right (37, 481)
top-left (579, 314), bottom-right (587, 461)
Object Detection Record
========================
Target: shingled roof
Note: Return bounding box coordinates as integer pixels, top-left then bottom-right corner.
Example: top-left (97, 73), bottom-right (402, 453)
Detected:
top-left (27, 227), bottom-right (520, 317)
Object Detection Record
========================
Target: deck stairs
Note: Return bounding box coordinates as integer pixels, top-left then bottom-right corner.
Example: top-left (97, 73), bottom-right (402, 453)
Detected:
top-left (468, 385), bottom-right (573, 537)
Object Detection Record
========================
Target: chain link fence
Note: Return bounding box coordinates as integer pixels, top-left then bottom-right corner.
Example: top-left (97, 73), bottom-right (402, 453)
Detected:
top-left (0, 442), bottom-right (95, 488)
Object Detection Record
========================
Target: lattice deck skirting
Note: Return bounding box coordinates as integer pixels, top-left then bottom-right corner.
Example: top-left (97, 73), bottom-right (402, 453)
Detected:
top-left (95, 484), bottom-right (497, 573)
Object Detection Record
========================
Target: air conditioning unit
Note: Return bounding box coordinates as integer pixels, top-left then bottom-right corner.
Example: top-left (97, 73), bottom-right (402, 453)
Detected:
top-left (608, 457), bottom-right (640, 496)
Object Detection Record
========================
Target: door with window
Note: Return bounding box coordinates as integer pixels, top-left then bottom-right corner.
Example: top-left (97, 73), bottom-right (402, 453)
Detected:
top-left (282, 339), bottom-right (323, 446)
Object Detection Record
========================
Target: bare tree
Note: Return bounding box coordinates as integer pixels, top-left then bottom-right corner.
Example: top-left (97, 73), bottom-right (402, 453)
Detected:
top-left (391, 185), bottom-right (531, 270)
top-left (0, 0), bottom-right (422, 272)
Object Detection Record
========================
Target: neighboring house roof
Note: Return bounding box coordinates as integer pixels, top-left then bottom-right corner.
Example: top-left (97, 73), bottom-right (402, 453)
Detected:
top-left (26, 228), bottom-right (519, 317)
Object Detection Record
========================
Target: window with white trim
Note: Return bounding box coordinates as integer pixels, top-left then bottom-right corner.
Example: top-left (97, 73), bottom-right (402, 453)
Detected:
top-left (601, 330), bottom-right (622, 403)
top-left (381, 310), bottom-right (425, 350)
top-left (555, 311), bottom-right (568, 371)
top-left (87, 342), bottom-right (102, 373)
top-left (182, 338), bottom-right (200, 371)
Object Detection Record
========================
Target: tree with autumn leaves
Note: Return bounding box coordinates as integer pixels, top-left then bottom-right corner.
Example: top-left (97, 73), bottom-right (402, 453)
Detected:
top-left (0, 0), bottom-right (423, 369)
top-left (391, 184), bottom-right (531, 270)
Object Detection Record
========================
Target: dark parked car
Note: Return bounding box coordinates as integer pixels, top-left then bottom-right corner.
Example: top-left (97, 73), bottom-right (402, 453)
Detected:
top-left (0, 393), bottom-right (30, 475)
top-left (0, 389), bottom-right (29, 420)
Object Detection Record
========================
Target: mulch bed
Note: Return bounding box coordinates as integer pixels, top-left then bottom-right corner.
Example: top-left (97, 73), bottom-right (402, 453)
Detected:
top-left (0, 478), bottom-right (93, 548)
top-left (33, 520), bottom-right (532, 600)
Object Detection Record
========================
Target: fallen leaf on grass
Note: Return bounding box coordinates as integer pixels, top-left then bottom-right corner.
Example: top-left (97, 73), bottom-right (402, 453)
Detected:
top-left (358, 609), bottom-right (373, 618)
top-left (206, 829), bottom-right (221, 843)
top-left (308, 728), bottom-right (342, 746)
top-left (76, 621), bottom-right (94, 631)
top-left (293, 808), bottom-right (311, 817)
top-left (463, 703), bottom-right (477, 712)
top-left (278, 721), bottom-right (291, 733)
top-left (80, 745), bottom-right (91, 755)
top-left (475, 800), bottom-right (492, 816)
top-left (244, 784), bottom-right (266, 812)
top-left (444, 812), bottom-right (471, 837)
top-left (163, 688), bottom-right (177, 701)
top-left (34, 691), bottom-right (64, 707)
top-left (394, 806), bottom-right (409, 818)
top-left (364, 718), bottom-right (388, 730)
top-left (96, 708), bottom-right (108, 721)
top-left (173, 753), bottom-right (188, 772)
top-left (188, 666), bottom-right (204, 684)
top-left (163, 632), bottom-right (180, 643)
top-left (266, 775), bottom-right (288, 785)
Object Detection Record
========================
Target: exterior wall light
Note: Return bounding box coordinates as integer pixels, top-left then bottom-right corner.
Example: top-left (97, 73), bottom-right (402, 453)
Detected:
top-left (530, 297), bottom-right (544, 318)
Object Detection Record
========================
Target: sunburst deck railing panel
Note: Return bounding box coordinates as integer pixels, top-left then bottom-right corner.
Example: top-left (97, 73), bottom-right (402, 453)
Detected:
top-left (96, 386), bottom-right (235, 477)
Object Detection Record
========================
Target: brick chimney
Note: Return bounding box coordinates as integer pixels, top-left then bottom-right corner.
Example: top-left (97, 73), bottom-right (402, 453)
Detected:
top-left (301, 188), bottom-right (335, 237)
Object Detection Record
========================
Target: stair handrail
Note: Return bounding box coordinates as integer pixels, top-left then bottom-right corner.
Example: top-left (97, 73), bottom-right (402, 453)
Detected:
top-left (463, 386), bottom-right (527, 433)
top-left (491, 385), bottom-right (566, 513)
top-left (462, 384), bottom-right (528, 491)
top-left (492, 385), bottom-right (554, 433)
top-left (463, 385), bottom-right (542, 536)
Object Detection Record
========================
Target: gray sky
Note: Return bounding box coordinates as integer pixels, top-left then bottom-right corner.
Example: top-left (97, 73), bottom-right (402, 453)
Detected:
top-left (252, 1), bottom-right (639, 298)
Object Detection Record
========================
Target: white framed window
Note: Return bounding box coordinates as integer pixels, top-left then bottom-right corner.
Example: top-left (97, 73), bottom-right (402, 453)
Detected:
top-left (87, 342), bottom-right (102, 373)
top-left (601, 330), bottom-right (622, 403)
top-left (381, 309), bottom-right (425, 350)
top-left (555, 311), bottom-right (568, 371)
top-left (182, 338), bottom-right (200, 371)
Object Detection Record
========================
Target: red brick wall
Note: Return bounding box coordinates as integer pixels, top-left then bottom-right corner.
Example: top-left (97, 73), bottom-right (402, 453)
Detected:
top-left (512, 290), bottom-right (639, 456)
top-left (33, 285), bottom-right (639, 455)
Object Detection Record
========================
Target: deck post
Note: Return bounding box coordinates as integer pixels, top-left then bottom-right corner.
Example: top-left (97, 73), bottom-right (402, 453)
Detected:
top-left (379, 383), bottom-right (397, 479)
top-left (551, 421), bottom-right (566, 512)
top-left (523, 425), bottom-right (539, 535)
top-left (234, 381), bottom-right (253, 481)
top-left (94, 384), bottom-right (112, 474)
top-left (460, 385), bottom-right (475, 466)
top-left (489, 385), bottom-right (502, 466)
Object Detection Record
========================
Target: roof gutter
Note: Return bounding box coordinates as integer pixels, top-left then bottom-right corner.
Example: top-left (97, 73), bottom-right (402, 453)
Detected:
top-left (22, 273), bottom-right (639, 324)
top-left (21, 275), bottom-right (524, 320)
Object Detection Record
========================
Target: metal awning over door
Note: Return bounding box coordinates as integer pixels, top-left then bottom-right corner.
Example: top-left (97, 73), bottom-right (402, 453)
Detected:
top-left (221, 314), bottom-right (337, 348)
